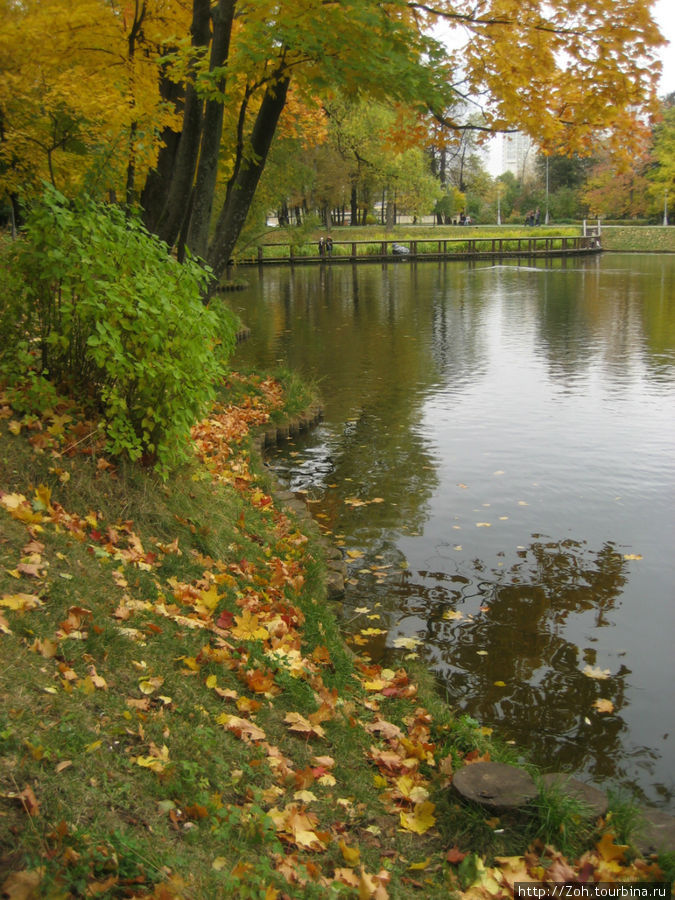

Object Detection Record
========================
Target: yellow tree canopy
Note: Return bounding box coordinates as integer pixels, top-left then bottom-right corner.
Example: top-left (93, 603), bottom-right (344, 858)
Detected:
top-left (413, 0), bottom-right (664, 159)
top-left (0, 0), bottom-right (665, 284)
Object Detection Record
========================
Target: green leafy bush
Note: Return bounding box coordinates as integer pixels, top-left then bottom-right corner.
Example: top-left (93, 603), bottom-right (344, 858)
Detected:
top-left (0, 186), bottom-right (237, 474)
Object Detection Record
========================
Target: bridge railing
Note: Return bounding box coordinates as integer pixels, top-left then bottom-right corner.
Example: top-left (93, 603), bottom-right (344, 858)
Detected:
top-left (245, 234), bottom-right (600, 265)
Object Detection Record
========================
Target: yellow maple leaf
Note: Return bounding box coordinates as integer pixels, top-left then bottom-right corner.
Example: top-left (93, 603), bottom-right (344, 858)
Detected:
top-left (198, 584), bottom-right (221, 612)
top-left (596, 832), bottom-right (628, 863)
top-left (34, 484), bottom-right (54, 513)
top-left (583, 665), bottom-right (611, 680)
top-left (1, 593), bottom-right (43, 610)
top-left (0, 492), bottom-right (27, 510)
top-left (231, 610), bottom-right (269, 641)
top-left (339, 839), bottom-right (360, 866)
top-left (443, 609), bottom-right (463, 620)
top-left (593, 698), bottom-right (615, 713)
top-left (399, 801), bottom-right (436, 834)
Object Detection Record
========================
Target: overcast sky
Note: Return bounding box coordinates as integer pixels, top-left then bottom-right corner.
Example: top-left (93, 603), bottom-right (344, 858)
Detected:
top-left (653, 0), bottom-right (675, 96)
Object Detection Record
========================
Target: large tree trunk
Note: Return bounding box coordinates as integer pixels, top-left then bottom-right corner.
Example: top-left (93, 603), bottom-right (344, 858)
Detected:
top-left (140, 77), bottom-right (183, 234)
top-left (206, 75), bottom-right (291, 289)
top-left (186, 0), bottom-right (236, 259)
top-left (141, 0), bottom-right (211, 247)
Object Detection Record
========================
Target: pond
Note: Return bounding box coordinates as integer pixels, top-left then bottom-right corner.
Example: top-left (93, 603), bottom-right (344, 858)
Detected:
top-left (230, 253), bottom-right (675, 811)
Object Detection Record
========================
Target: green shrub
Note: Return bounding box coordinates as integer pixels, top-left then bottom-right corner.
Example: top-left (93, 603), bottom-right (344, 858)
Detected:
top-left (0, 186), bottom-right (237, 474)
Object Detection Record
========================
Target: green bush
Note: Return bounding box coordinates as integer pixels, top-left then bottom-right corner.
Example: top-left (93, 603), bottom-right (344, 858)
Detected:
top-left (0, 186), bottom-right (237, 475)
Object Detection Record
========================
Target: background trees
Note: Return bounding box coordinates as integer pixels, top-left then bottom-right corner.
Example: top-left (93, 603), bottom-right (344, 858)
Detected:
top-left (1, 0), bottom-right (668, 283)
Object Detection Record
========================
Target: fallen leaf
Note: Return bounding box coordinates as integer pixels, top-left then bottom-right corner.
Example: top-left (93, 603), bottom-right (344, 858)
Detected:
top-left (284, 712), bottom-right (326, 740)
top-left (139, 676), bottom-right (164, 694)
top-left (447, 846), bottom-right (467, 864)
top-left (1, 593), bottom-right (43, 611)
top-left (593, 698), bottom-right (615, 713)
top-left (231, 610), bottom-right (269, 641)
top-left (399, 801), bottom-right (436, 834)
top-left (18, 785), bottom-right (40, 817)
top-left (217, 713), bottom-right (266, 742)
top-left (392, 636), bottom-right (421, 650)
top-left (582, 665), bottom-right (611, 680)
top-left (596, 832), bottom-right (629, 863)
top-left (443, 609), bottom-right (463, 621)
top-left (339, 840), bottom-right (361, 866)
top-left (1, 869), bottom-right (44, 899)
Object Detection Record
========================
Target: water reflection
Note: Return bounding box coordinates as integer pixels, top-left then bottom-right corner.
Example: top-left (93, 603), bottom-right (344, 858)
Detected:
top-left (232, 253), bottom-right (675, 810)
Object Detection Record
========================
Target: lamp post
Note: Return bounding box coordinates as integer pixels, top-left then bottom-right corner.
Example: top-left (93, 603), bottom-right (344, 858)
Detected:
top-left (544, 156), bottom-right (550, 225)
top-left (664, 190), bottom-right (669, 227)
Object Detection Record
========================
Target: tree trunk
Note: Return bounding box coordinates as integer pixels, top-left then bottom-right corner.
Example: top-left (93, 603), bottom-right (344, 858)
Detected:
top-left (350, 184), bottom-right (358, 226)
top-left (140, 76), bottom-right (184, 234)
top-left (186, 0), bottom-right (236, 259)
top-left (206, 75), bottom-right (290, 289)
top-left (142, 0), bottom-right (211, 248)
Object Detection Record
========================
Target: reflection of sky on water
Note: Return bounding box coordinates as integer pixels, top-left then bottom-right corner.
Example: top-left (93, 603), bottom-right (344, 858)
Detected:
top-left (235, 253), bottom-right (675, 810)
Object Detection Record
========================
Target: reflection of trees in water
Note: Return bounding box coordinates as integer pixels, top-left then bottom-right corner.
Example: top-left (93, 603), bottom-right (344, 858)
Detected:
top-left (369, 535), bottom-right (665, 797)
top-left (528, 257), bottom-right (675, 389)
top-left (436, 538), bottom-right (632, 777)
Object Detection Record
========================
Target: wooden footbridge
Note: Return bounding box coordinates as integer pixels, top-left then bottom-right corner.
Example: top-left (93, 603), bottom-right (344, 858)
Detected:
top-left (243, 232), bottom-right (602, 266)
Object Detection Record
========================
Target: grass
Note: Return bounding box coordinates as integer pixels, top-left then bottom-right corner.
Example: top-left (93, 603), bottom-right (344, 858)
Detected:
top-left (0, 374), bottom-right (671, 898)
top-left (600, 226), bottom-right (675, 253)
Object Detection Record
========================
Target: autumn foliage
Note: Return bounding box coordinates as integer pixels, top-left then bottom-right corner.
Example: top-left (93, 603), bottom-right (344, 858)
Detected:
top-left (0, 374), bottom-right (671, 897)
top-left (0, 0), bottom-right (665, 276)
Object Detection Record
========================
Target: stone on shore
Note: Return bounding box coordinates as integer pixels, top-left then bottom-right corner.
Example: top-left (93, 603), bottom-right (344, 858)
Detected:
top-left (453, 762), bottom-right (537, 810)
top-left (634, 808), bottom-right (675, 855)
top-left (541, 773), bottom-right (608, 819)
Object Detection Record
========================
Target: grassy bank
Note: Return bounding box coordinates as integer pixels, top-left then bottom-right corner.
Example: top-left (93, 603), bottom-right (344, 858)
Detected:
top-left (601, 226), bottom-right (675, 253)
top-left (0, 374), bottom-right (670, 899)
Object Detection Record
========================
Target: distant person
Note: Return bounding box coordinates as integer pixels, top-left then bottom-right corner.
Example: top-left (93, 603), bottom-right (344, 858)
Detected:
top-left (318, 236), bottom-right (325, 256)
top-left (534, 207), bottom-right (540, 226)
top-left (326, 235), bottom-right (333, 256)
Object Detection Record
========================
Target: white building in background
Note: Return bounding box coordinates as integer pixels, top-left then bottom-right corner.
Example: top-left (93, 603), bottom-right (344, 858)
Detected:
top-left (501, 132), bottom-right (537, 179)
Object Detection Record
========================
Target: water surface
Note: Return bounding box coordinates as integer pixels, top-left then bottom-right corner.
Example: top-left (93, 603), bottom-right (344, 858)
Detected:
top-left (231, 254), bottom-right (675, 810)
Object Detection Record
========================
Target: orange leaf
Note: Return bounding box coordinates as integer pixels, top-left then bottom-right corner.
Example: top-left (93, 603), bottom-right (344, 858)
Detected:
top-left (446, 846), bottom-right (467, 864)
top-left (596, 832), bottom-right (628, 863)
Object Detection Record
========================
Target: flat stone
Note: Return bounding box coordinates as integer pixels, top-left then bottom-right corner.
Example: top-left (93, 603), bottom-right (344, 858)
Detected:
top-left (453, 762), bottom-right (537, 810)
top-left (541, 773), bottom-right (608, 819)
top-left (635, 809), bottom-right (675, 855)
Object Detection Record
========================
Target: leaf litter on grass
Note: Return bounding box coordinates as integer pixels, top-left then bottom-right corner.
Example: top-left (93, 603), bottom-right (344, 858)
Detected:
top-left (0, 378), bottom-right (670, 898)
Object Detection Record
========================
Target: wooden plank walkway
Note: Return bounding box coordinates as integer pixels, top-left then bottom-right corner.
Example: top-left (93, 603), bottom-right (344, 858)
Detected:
top-left (239, 234), bottom-right (602, 266)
